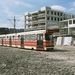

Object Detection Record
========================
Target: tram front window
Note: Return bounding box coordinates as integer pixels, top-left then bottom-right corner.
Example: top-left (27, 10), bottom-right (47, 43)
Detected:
top-left (45, 34), bottom-right (53, 41)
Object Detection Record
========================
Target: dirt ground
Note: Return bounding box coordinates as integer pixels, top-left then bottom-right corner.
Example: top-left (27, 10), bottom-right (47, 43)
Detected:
top-left (0, 46), bottom-right (75, 75)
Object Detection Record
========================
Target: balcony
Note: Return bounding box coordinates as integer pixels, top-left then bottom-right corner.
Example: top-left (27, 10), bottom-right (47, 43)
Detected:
top-left (38, 13), bottom-right (45, 17)
top-left (25, 18), bottom-right (32, 21)
top-left (31, 13), bottom-right (38, 18)
top-left (24, 25), bottom-right (45, 31)
top-left (32, 25), bottom-right (45, 30)
top-left (48, 26), bottom-right (59, 30)
top-left (72, 31), bottom-right (75, 34)
top-left (32, 21), bottom-right (38, 24)
top-left (25, 23), bottom-right (32, 26)
top-left (61, 26), bottom-right (68, 29)
top-left (38, 19), bottom-right (45, 23)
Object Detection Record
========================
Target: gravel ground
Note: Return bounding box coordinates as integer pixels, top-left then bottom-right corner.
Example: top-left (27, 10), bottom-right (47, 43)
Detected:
top-left (0, 46), bottom-right (75, 75)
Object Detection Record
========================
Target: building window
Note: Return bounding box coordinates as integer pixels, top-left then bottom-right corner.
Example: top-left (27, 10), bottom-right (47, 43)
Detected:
top-left (47, 11), bottom-right (49, 14)
top-left (51, 17), bottom-right (53, 21)
top-left (72, 15), bottom-right (75, 18)
top-left (69, 20), bottom-right (72, 24)
top-left (47, 17), bottom-right (50, 20)
top-left (60, 13), bottom-right (62, 16)
top-left (18, 35), bottom-right (21, 41)
top-left (54, 17), bottom-right (56, 21)
top-left (57, 12), bottom-right (59, 16)
top-left (73, 20), bottom-right (75, 24)
top-left (54, 12), bottom-right (56, 15)
top-left (58, 18), bottom-right (59, 21)
top-left (60, 18), bottom-right (62, 21)
top-left (51, 11), bottom-right (53, 15)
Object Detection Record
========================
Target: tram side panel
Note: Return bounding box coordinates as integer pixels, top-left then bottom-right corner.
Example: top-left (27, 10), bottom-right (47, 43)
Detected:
top-left (12, 36), bottom-right (16, 47)
top-left (19, 32), bottom-right (54, 50)
top-left (4, 36), bottom-right (12, 47)
top-left (1, 38), bottom-right (5, 46)
top-left (43, 33), bottom-right (54, 50)
top-left (23, 34), bottom-right (37, 49)
top-left (5, 36), bottom-right (10, 46)
top-left (0, 38), bottom-right (2, 45)
top-left (0, 30), bottom-right (54, 50)
top-left (20, 35), bottom-right (24, 48)
top-left (11, 35), bottom-right (20, 48)
top-left (0, 37), bottom-right (3, 46)
top-left (9, 37), bottom-right (12, 47)
top-left (15, 36), bottom-right (21, 48)
top-left (36, 34), bottom-right (44, 50)
top-left (36, 33), bottom-right (54, 50)
top-left (3, 37), bottom-right (6, 46)
top-left (24, 41), bottom-right (36, 49)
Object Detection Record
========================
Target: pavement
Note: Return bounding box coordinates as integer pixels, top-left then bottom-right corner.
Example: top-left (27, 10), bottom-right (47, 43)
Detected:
top-left (54, 45), bottom-right (75, 50)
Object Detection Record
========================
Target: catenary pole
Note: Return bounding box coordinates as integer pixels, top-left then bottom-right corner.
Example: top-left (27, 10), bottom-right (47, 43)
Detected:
top-left (7, 16), bottom-right (20, 33)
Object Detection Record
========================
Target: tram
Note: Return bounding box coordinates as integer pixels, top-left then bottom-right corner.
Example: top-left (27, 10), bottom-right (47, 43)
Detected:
top-left (0, 30), bottom-right (54, 50)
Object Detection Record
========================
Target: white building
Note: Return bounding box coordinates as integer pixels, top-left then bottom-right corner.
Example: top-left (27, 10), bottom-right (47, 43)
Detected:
top-left (60, 18), bottom-right (75, 35)
top-left (55, 18), bottom-right (75, 47)
top-left (24, 6), bottom-right (75, 31)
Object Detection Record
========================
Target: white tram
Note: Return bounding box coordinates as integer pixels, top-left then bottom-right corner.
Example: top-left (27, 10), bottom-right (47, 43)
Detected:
top-left (0, 30), bottom-right (54, 50)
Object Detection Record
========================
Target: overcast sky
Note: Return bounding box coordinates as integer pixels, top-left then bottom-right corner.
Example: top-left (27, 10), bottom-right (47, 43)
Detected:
top-left (0, 0), bottom-right (75, 29)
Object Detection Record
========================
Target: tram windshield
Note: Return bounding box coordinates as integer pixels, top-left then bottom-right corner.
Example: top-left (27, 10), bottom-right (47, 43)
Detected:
top-left (45, 34), bottom-right (53, 41)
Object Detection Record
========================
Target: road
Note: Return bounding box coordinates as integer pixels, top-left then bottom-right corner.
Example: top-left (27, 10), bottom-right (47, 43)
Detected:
top-left (0, 46), bottom-right (75, 75)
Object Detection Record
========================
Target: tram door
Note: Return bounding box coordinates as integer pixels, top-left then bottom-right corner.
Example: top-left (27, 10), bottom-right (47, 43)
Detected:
top-left (37, 34), bottom-right (43, 48)
top-left (2, 38), bottom-right (3, 46)
top-left (21, 35), bottom-right (24, 48)
top-left (9, 37), bottom-right (12, 46)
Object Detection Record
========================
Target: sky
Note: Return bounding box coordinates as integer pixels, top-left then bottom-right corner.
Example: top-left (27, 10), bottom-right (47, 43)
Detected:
top-left (0, 0), bottom-right (75, 29)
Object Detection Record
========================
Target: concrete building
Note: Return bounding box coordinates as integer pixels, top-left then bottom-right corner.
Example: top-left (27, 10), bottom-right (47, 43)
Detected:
top-left (24, 6), bottom-right (75, 31)
top-left (55, 18), bottom-right (75, 49)
top-left (60, 18), bottom-right (75, 35)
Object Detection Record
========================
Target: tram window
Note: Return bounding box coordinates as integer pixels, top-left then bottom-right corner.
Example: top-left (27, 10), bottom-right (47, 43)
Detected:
top-left (33, 34), bottom-right (36, 40)
top-left (21, 35), bottom-right (24, 40)
top-left (11, 36), bottom-right (13, 39)
top-left (25, 35), bottom-right (29, 40)
top-left (31, 34), bottom-right (33, 40)
top-left (31, 34), bottom-right (36, 40)
top-left (37, 35), bottom-right (39, 40)
top-left (45, 35), bottom-right (50, 40)
top-left (13, 36), bottom-right (14, 39)
top-left (37, 34), bottom-right (43, 40)
top-left (41, 35), bottom-right (43, 40)
top-left (45, 34), bottom-right (53, 41)
top-left (24, 35), bottom-right (26, 40)
top-left (29, 35), bottom-right (31, 40)
top-left (27, 35), bottom-right (30, 40)
top-left (9, 36), bottom-right (10, 40)
top-left (21, 35), bottom-right (24, 38)
top-left (7, 36), bottom-right (8, 38)
top-left (25, 35), bottom-right (28, 40)
top-left (25, 34), bottom-right (36, 41)
top-left (49, 35), bottom-right (53, 41)
top-left (18, 35), bottom-right (21, 41)
top-left (0, 37), bottom-right (2, 40)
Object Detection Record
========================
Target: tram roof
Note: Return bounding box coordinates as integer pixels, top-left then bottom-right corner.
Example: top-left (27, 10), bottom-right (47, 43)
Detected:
top-left (0, 30), bottom-right (46, 37)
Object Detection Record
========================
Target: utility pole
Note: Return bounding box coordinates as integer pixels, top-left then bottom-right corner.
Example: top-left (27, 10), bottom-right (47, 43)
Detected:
top-left (7, 16), bottom-right (20, 33)
top-left (14, 16), bottom-right (16, 33)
